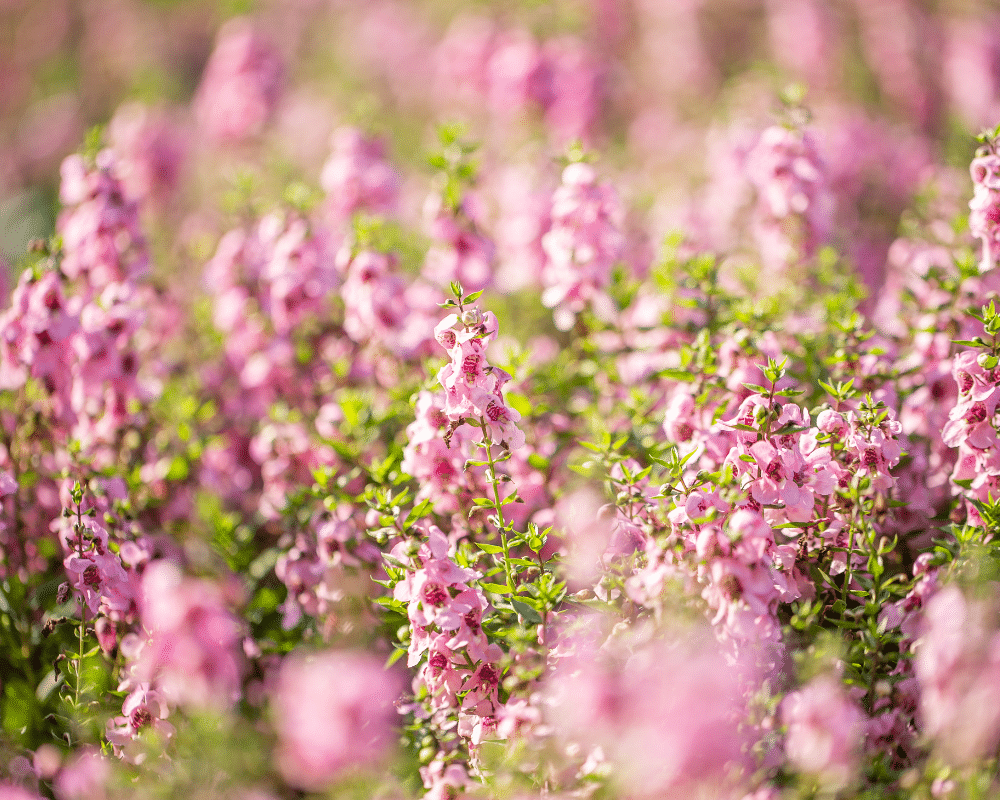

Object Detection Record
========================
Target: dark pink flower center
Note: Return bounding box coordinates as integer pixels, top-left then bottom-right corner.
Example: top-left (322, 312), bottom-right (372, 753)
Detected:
top-left (462, 353), bottom-right (480, 376)
top-left (966, 401), bottom-right (988, 424)
top-left (765, 459), bottom-right (783, 482)
top-left (675, 421), bottom-right (694, 442)
top-left (464, 610), bottom-right (481, 635)
top-left (82, 564), bottom-right (101, 587)
top-left (959, 372), bottom-right (975, 394)
top-left (863, 448), bottom-right (880, 471)
top-left (130, 706), bottom-right (152, 730)
top-left (423, 583), bottom-right (448, 607)
top-left (433, 458), bottom-right (455, 481)
top-left (486, 402), bottom-right (507, 422)
top-left (428, 652), bottom-right (448, 676)
top-left (479, 663), bottom-right (500, 688)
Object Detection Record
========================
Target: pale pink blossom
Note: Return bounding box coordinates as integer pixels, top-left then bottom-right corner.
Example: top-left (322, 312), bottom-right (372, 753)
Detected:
top-left (782, 675), bottom-right (866, 789)
top-left (272, 650), bottom-right (403, 789)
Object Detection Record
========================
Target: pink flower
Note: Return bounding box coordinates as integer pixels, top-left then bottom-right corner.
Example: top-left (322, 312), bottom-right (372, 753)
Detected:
top-left (272, 650), bottom-right (403, 790)
top-left (435, 309), bottom-right (525, 450)
top-left (781, 675), bottom-right (866, 789)
top-left (135, 561), bottom-right (245, 709)
top-left (969, 152), bottom-right (1000, 273)
top-left (915, 586), bottom-right (1000, 764)
top-left (546, 624), bottom-right (754, 798)
top-left (194, 18), bottom-right (283, 144)
top-left (745, 125), bottom-right (832, 270)
top-left (540, 161), bottom-right (623, 330)
top-left (105, 684), bottom-right (175, 764)
top-left (107, 102), bottom-right (186, 205)
top-left (53, 747), bottom-right (109, 800)
top-left (320, 127), bottom-right (399, 223)
top-left (0, 785), bottom-right (42, 800)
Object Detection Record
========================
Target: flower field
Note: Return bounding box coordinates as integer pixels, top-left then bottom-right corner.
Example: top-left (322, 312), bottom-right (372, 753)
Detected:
top-left (2, 1), bottom-right (1000, 798)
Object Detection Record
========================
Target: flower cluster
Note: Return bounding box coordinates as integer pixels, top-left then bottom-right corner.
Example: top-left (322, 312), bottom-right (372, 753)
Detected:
top-left (969, 145), bottom-right (1000, 273)
top-left (540, 161), bottom-right (624, 330)
top-left (434, 304), bottom-right (524, 451)
top-left (391, 526), bottom-right (504, 768)
top-left (8, 7), bottom-right (1000, 800)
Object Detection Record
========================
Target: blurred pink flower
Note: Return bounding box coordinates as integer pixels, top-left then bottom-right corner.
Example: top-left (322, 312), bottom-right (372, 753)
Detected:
top-left (781, 675), bottom-right (865, 789)
top-left (272, 650), bottom-right (403, 790)
top-left (136, 561), bottom-right (245, 709)
top-left (546, 622), bottom-right (754, 799)
top-left (915, 585), bottom-right (1000, 764)
top-left (194, 17), bottom-right (283, 144)
top-left (52, 746), bottom-right (109, 800)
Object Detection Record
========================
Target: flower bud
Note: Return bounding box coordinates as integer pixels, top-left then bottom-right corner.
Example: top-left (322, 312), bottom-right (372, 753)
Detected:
top-left (461, 308), bottom-right (482, 327)
top-left (977, 352), bottom-right (998, 369)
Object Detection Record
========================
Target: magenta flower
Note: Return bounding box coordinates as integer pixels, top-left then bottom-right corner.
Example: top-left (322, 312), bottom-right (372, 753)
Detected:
top-left (435, 309), bottom-right (525, 450)
top-left (320, 127), bottom-right (399, 224)
top-left (105, 684), bottom-right (175, 764)
top-left (546, 624), bottom-right (754, 798)
top-left (540, 161), bottom-right (623, 330)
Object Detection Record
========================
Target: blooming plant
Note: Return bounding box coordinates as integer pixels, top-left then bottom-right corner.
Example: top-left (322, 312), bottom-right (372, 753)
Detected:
top-left (4, 3), bottom-right (1000, 800)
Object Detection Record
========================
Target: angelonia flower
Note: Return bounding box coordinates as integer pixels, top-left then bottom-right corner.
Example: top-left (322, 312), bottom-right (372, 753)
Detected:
top-left (58, 149), bottom-right (150, 292)
top-left (320, 127), bottom-right (400, 225)
top-left (58, 516), bottom-right (139, 623)
top-left (745, 125), bottom-right (832, 271)
top-left (339, 247), bottom-right (439, 360)
top-left (545, 621), bottom-right (754, 799)
top-left (194, 17), bottom-right (284, 144)
top-left (401, 390), bottom-right (477, 512)
top-left (52, 747), bottom-right (109, 800)
top-left (272, 650), bottom-right (403, 790)
top-left (943, 349), bottom-right (1000, 522)
top-left (133, 561), bottom-right (245, 709)
top-left (104, 684), bottom-right (174, 764)
top-left (0, 785), bottom-right (42, 800)
top-left (423, 192), bottom-right (496, 294)
top-left (273, 506), bottom-right (380, 630)
top-left (781, 675), bottom-right (866, 790)
top-left (391, 525), bottom-right (503, 746)
top-left (540, 161), bottom-right (624, 331)
top-left (107, 102), bottom-right (186, 206)
top-left (435, 305), bottom-right (525, 450)
top-left (915, 585), bottom-right (1000, 765)
top-left (969, 148), bottom-right (1000, 273)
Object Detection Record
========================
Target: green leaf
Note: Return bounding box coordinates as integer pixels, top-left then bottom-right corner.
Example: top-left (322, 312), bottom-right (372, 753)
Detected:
top-left (511, 599), bottom-right (543, 625)
top-left (385, 647), bottom-right (407, 669)
top-left (480, 582), bottom-right (513, 595)
top-left (527, 453), bottom-right (549, 471)
top-left (475, 542), bottom-right (504, 554)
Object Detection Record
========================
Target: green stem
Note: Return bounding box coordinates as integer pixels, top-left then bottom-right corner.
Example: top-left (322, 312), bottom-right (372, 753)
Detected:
top-left (479, 418), bottom-right (513, 592)
top-left (843, 520), bottom-right (855, 606)
top-left (73, 498), bottom-right (87, 713)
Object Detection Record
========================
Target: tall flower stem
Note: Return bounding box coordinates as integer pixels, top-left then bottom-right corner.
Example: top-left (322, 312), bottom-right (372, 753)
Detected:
top-left (479, 418), bottom-right (514, 592)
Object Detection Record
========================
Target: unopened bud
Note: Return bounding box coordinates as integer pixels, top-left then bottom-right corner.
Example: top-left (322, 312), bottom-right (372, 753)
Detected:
top-left (461, 308), bottom-right (482, 327)
top-left (978, 352), bottom-right (998, 369)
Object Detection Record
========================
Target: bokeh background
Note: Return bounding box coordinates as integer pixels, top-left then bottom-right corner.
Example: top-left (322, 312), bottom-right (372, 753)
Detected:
top-left (1, 0), bottom-right (999, 297)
